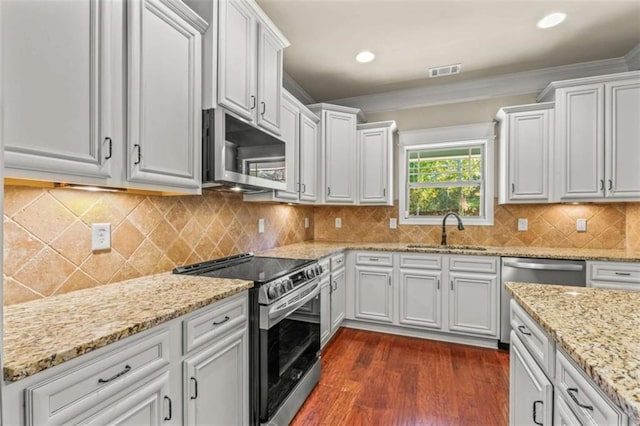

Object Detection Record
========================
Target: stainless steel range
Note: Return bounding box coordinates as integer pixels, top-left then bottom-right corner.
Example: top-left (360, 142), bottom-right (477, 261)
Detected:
top-left (174, 253), bottom-right (323, 425)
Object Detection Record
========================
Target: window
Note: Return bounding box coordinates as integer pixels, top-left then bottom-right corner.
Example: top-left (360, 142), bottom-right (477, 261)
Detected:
top-left (399, 124), bottom-right (494, 225)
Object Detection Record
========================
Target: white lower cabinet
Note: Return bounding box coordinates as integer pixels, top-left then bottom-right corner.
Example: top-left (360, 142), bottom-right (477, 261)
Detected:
top-left (398, 269), bottom-right (442, 329)
top-left (4, 292), bottom-right (249, 426)
top-left (183, 327), bottom-right (248, 426)
top-left (448, 272), bottom-right (498, 337)
top-left (554, 393), bottom-right (582, 426)
top-left (320, 253), bottom-right (347, 349)
top-left (319, 275), bottom-right (332, 348)
top-left (587, 260), bottom-right (640, 291)
top-left (330, 266), bottom-right (347, 333)
top-left (509, 332), bottom-right (553, 426)
top-left (354, 265), bottom-right (393, 323)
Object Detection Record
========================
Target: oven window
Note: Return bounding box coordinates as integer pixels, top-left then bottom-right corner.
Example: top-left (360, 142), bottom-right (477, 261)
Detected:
top-left (259, 299), bottom-right (320, 421)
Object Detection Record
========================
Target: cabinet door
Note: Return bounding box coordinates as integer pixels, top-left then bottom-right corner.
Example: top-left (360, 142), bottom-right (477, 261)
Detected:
top-left (299, 114), bottom-right (319, 202)
top-left (358, 127), bottom-right (391, 204)
top-left (508, 110), bottom-right (551, 201)
top-left (325, 111), bottom-right (357, 203)
top-left (256, 24), bottom-right (283, 135)
top-left (330, 268), bottom-right (347, 333)
top-left (77, 371), bottom-right (172, 426)
top-left (320, 277), bottom-right (332, 348)
top-left (398, 269), bottom-right (442, 330)
top-left (605, 79), bottom-right (640, 199)
top-left (555, 84), bottom-right (605, 200)
top-left (2, 0), bottom-right (115, 182)
top-left (510, 333), bottom-right (553, 426)
top-left (218, 0), bottom-right (256, 121)
top-left (184, 327), bottom-right (248, 426)
top-left (448, 272), bottom-right (498, 337)
top-left (354, 266), bottom-right (393, 323)
top-left (127, 0), bottom-right (202, 193)
top-left (274, 92), bottom-right (300, 199)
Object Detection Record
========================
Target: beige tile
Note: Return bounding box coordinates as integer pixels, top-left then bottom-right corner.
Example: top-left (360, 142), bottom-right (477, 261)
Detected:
top-left (4, 186), bottom-right (44, 217)
top-left (102, 192), bottom-right (145, 216)
top-left (128, 239), bottom-right (164, 276)
top-left (80, 197), bottom-right (127, 227)
top-left (13, 247), bottom-right (76, 296)
top-left (51, 221), bottom-right (92, 266)
top-left (50, 189), bottom-right (102, 216)
top-left (109, 262), bottom-right (143, 284)
top-left (149, 220), bottom-right (179, 250)
top-left (165, 200), bottom-right (191, 232)
top-left (3, 219), bottom-right (45, 276)
top-left (81, 250), bottom-right (126, 283)
top-left (55, 270), bottom-right (99, 295)
top-left (13, 194), bottom-right (76, 243)
top-left (128, 199), bottom-right (164, 236)
top-left (166, 237), bottom-right (192, 265)
top-left (3, 276), bottom-right (43, 305)
top-left (180, 218), bottom-right (205, 246)
top-left (112, 219), bottom-right (145, 258)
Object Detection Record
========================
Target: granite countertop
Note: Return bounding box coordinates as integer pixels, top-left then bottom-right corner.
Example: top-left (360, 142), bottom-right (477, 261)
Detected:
top-left (3, 273), bottom-right (252, 382)
top-left (258, 241), bottom-right (640, 262)
top-left (506, 283), bottom-right (640, 424)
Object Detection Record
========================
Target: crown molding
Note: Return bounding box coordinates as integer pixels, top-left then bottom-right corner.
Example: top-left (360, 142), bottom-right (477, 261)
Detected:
top-left (625, 43), bottom-right (640, 70)
top-left (283, 72), bottom-right (316, 105)
top-left (328, 57), bottom-right (629, 114)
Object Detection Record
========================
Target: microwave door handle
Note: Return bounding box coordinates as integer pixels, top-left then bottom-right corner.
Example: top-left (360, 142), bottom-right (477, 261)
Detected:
top-left (268, 280), bottom-right (321, 321)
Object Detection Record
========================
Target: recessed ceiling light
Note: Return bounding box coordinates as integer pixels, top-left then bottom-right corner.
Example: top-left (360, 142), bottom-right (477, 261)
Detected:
top-left (355, 50), bottom-right (375, 63)
top-left (537, 12), bottom-right (567, 29)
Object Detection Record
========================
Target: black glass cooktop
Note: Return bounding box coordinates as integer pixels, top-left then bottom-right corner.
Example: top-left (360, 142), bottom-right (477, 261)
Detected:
top-left (173, 253), bottom-right (314, 285)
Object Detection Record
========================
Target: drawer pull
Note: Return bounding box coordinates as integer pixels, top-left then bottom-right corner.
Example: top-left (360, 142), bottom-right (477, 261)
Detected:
top-left (213, 316), bottom-right (230, 326)
top-left (614, 272), bottom-right (631, 276)
top-left (97, 364), bottom-right (131, 384)
top-left (532, 400), bottom-right (543, 426)
top-left (567, 388), bottom-right (594, 411)
top-left (369, 258), bottom-right (379, 261)
top-left (517, 325), bottom-right (532, 336)
top-left (190, 377), bottom-right (198, 400)
top-left (164, 395), bottom-right (172, 421)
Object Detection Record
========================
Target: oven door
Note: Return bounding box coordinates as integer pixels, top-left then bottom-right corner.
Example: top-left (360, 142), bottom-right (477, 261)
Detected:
top-left (258, 279), bottom-right (321, 422)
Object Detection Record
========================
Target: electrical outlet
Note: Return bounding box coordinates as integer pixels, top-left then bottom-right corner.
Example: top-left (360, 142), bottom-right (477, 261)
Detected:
top-left (91, 223), bottom-right (111, 251)
top-left (576, 218), bottom-right (587, 232)
top-left (258, 218), bottom-right (265, 233)
top-left (335, 218), bottom-right (342, 228)
top-left (389, 218), bottom-right (398, 229)
top-left (517, 218), bottom-right (528, 232)
top-left (304, 217), bottom-right (309, 229)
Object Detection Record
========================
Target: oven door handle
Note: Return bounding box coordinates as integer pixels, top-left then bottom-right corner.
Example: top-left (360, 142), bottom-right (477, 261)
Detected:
top-left (268, 280), bottom-right (321, 321)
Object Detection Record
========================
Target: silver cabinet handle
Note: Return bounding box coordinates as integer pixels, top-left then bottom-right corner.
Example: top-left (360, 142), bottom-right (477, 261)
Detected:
top-left (532, 400), bottom-right (543, 426)
top-left (98, 365), bottom-right (131, 383)
top-left (567, 388), bottom-right (594, 411)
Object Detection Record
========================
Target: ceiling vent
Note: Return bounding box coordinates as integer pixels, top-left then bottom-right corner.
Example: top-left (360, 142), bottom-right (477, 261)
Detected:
top-left (428, 63), bottom-right (462, 78)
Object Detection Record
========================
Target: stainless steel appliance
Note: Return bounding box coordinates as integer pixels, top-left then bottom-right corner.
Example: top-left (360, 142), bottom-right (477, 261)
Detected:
top-left (174, 253), bottom-right (324, 425)
top-left (202, 108), bottom-right (288, 192)
top-left (500, 257), bottom-right (586, 345)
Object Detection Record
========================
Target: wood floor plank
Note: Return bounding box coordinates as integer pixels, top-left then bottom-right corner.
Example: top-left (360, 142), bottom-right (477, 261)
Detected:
top-left (291, 328), bottom-right (509, 426)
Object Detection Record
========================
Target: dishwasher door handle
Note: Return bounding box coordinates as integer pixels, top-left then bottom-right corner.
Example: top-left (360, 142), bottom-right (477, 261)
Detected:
top-left (503, 261), bottom-right (584, 272)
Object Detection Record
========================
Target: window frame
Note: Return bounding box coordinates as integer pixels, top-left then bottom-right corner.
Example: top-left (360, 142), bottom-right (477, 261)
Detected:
top-left (398, 123), bottom-right (495, 226)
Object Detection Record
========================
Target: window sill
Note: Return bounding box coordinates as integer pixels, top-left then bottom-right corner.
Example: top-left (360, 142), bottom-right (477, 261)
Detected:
top-left (399, 216), bottom-right (494, 226)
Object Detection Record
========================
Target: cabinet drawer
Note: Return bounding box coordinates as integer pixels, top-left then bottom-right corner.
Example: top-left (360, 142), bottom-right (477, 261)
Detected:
top-left (589, 261), bottom-right (640, 284)
top-left (355, 252), bottom-right (393, 267)
top-left (556, 349), bottom-right (628, 426)
top-left (183, 292), bottom-right (248, 354)
top-left (510, 299), bottom-right (555, 377)
top-left (555, 392), bottom-right (583, 426)
top-left (25, 329), bottom-right (170, 426)
top-left (399, 253), bottom-right (441, 270)
top-left (319, 257), bottom-right (331, 276)
top-left (449, 255), bottom-right (498, 273)
top-left (331, 252), bottom-right (346, 270)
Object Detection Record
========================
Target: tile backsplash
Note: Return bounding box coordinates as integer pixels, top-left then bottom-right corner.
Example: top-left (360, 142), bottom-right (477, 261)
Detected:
top-left (3, 184), bottom-right (639, 306)
top-left (3, 186), bottom-right (313, 305)
top-left (314, 200), bottom-right (632, 249)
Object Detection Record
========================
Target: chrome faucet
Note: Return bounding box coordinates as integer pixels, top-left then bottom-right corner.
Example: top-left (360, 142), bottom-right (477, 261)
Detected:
top-left (441, 211), bottom-right (465, 245)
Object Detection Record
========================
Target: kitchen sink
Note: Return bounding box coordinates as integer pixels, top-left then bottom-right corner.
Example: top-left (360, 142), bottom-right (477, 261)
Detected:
top-left (406, 244), bottom-right (487, 251)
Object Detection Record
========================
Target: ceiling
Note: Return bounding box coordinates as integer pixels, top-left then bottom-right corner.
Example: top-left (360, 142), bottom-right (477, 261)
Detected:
top-left (257, 0), bottom-right (640, 103)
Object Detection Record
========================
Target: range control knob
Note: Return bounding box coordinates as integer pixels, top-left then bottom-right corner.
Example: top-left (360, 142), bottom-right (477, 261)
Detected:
top-left (316, 265), bottom-right (322, 275)
top-left (267, 286), bottom-right (278, 299)
top-left (285, 278), bottom-right (294, 290)
top-left (278, 281), bottom-right (288, 294)
top-left (307, 269), bottom-right (316, 279)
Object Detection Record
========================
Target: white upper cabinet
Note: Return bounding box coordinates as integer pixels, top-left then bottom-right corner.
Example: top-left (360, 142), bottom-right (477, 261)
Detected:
top-left (127, 0), bottom-right (206, 193)
top-left (357, 121), bottom-right (396, 205)
top-left (2, 0), bottom-right (206, 194)
top-left (2, 0), bottom-right (116, 183)
top-left (217, 0), bottom-right (288, 135)
top-left (299, 112), bottom-right (320, 202)
top-left (496, 103), bottom-right (554, 204)
top-left (324, 110), bottom-right (357, 203)
top-left (538, 71), bottom-right (640, 202)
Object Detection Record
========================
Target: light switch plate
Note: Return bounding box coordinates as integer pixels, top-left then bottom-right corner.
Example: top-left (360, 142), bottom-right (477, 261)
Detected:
top-left (258, 218), bottom-right (265, 233)
top-left (389, 218), bottom-right (398, 229)
top-left (304, 217), bottom-right (309, 229)
top-left (576, 218), bottom-right (587, 232)
top-left (335, 218), bottom-right (342, 228)
top-left (517, 218), bottom-right (528, 232)
top-left (91, 223), bottom-right (111, 251)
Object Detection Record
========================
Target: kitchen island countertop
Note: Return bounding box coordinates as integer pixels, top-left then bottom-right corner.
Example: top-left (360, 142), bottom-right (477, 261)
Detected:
top-left (506, 282), bottom-right (640, 424)
top-left (3, 273), bottom-right (252, 382)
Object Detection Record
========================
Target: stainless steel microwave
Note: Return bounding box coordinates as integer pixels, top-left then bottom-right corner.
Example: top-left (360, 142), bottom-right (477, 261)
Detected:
top-left (202, 108), bottom-right (287, 191)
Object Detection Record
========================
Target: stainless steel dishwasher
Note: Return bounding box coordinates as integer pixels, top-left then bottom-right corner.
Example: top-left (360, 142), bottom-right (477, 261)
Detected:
top-left (500, 257), bottom-right (586, 345)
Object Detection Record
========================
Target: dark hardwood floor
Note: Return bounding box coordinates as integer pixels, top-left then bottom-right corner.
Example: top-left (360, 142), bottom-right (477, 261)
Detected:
top-left (291, 328), bottom-right (510, 426)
